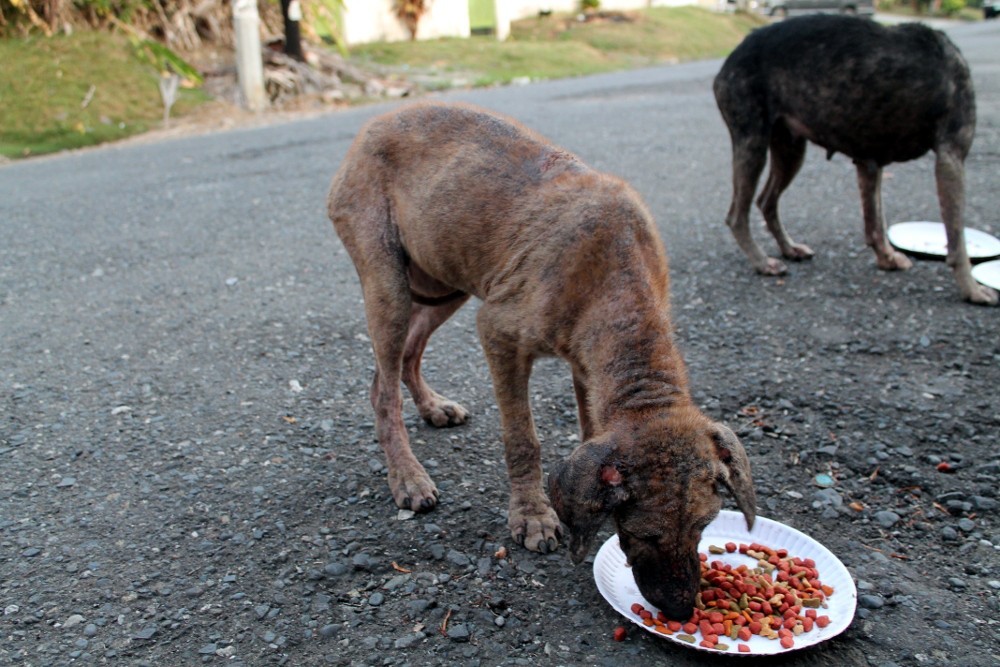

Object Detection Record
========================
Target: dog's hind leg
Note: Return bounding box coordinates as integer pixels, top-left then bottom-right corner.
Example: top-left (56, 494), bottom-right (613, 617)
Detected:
top-left (724, 133), bottom-right (783, 276)
top-left (403, 297), bottom-right (474, 427)
top-left (855, 159), bottom-right (912, 272)
top-left (757, 121), bottom-right (813, 262)
top-left (935, 147), bottom-right (998, 304)
top-left (330, 172), bottom-right (440, 512)
top-left (477, 307), bottom-right (562, 554)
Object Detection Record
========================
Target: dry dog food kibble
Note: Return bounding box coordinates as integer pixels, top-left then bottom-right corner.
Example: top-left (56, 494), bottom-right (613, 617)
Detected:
top-left (628, 542), bottom-right (835, 652)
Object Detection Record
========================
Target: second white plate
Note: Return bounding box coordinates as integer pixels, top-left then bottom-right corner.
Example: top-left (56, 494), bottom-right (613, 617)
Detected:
top-left (887, 221), bottom-right (1000, 260)
top-left (972, 259), bottom-right (1000, 291)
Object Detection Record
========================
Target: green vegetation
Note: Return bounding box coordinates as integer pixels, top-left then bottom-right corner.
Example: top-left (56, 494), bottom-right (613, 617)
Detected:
top-left (0, 30), bottom-right (207, 158)
top-left (354, 7), bottom-right (764, 87)
top-left (2, 6), bottom-right (761, 159)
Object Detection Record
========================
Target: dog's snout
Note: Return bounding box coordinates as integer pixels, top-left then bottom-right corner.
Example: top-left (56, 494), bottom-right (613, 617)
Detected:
top-left (632, 555), bottom-right (700, 621)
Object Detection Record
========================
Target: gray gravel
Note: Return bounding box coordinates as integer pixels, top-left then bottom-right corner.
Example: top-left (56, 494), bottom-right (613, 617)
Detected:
top-left (2, 17), bottom-right (1000, 667)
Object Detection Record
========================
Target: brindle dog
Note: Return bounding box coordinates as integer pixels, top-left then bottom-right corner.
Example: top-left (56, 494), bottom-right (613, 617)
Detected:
top-left (327, 102), bottom-right (756, 618)
top-left (714, 15), bottom-right (996, 305)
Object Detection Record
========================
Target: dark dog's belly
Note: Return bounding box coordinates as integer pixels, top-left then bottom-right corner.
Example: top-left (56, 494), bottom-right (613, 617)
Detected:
top-left (780, 112), bottom-right (935, 166)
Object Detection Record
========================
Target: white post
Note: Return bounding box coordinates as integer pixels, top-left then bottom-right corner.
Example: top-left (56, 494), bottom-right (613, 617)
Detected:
top-left (233, 0), bottom-right (266, 111)
top-left (494, 0), bottom-right (511, 41)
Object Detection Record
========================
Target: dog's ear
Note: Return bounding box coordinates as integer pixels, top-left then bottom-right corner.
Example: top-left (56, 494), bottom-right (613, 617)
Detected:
top-left (712, 423), bottom-right (757, 531)
top-left (548, 438), bottom-right (630, 564)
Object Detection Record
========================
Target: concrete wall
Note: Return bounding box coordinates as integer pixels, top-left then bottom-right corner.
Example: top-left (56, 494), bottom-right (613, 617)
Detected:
top-left (502, 0), bottom-right (696, 20)
top-left (342, 0), bottom-right (702, 45)
top-left (341, 0), bottom-right (470, 45)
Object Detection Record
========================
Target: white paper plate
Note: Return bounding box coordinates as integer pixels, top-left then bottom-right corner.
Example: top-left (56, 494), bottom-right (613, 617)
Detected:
top-left (887, 221), bottom-right (1000, 260)
top-left (972, 259), bottom-right (1000, 291)
top-left (593, 511), bottom-right (857, 655)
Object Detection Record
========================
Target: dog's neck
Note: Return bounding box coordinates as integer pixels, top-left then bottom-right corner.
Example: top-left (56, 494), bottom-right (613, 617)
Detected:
top-left (575, 306), bottom-right (693, 431)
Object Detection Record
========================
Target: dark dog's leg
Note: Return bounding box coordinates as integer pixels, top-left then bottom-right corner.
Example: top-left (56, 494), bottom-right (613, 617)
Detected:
top-left (855, 160), bottom-right (913, 271)
top-left (757, 121), bottom-right (814, 262)
top-left (478, 308), bottom-right (562, 553)
top-left (403, 298), bottom-right (473, 427)
top-left (936, 148), bottom-right (998, 304)
top-left (724, 135), bottom-right (784, 275)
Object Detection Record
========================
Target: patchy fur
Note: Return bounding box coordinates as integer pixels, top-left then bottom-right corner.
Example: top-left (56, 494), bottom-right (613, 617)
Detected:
top-left (327, 102), bottom-right (757, 618)
top-left (714, 15), bottom-right (996, 305)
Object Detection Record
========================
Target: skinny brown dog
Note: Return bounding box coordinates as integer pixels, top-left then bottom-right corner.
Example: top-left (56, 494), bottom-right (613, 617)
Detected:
top-left (327, 102), bottom-right (756, 619)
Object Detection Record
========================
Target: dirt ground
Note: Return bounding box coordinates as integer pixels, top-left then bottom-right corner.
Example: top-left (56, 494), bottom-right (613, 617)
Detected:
top-left (2, 18), bottom-right (1000, 667)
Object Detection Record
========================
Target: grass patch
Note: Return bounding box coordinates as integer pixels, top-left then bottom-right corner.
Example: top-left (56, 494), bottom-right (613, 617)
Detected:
top-left (353, 7), bottom-right (764, 86)
top-left (0, 30), bottom-right (208, 159)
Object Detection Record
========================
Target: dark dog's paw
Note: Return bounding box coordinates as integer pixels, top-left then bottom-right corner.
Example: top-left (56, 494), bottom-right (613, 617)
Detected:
top-left (965, 283), bottom-right (999, 306)
top-left (419, 396), bottom-right (470, 428)
top-left (782, 242), bottom-right (814, 261)
top-left (876, 249), bottom-right (913, 271)
top-left (758, 257), bottom-right (788, 276)
top-left (388, 463), bottom-right (439, 513)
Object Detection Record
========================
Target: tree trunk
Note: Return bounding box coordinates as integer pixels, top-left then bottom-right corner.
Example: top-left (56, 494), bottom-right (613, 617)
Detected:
top-left (281, 0), bottom-right (304, 61)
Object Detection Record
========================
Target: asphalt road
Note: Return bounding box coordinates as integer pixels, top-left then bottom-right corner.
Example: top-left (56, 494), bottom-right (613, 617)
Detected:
top-left (2, 16), bottom-right (999, 667)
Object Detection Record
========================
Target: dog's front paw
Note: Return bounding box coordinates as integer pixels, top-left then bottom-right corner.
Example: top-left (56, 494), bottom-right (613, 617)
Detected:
top-left (509, 499), bottom-right (563, 554)
top-left (387, 462), bottom-right (439, 512)
top-left (418, 394), bottom-right (469, 428)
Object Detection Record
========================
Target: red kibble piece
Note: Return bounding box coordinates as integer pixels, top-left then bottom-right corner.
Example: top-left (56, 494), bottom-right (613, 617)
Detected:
top-left (816, 615), bottom-right (831, 628)
top-left (802, 617), bottom-right (814, 632)
top-left (805, 609), bottom-right (817, 619)
top-left (780, 636), bottom-right (795, 649)
top-left (725, 542), bottom-right (737, 553)
top-left (630, 603), bottom-right (644, 615)
top-left (683, 622), bottom-right (698, 635)
top-left (739, 543), bottom-right (749, 554)
top-left (937, 461), bottom-right (952, 472)
top-left (708, 611), bottom-right (724, 624)
top-left (738, 626), bottom-right (752, 641)
top-left (700, 639), bottom-right (716, 649)
top-left (699, 552), bottom-right (708, 562)
top-left (703, 633), bottom-right (719, 645)
top-left (667, 621), bottom-right (682, 632)
top-left (613, 626), bottom-right (627, 642)
top-left (738, 644), bottom-right (751, 653)
top-left (712, 622), bottom-right (726, 635)
top-left (748, 621), bottom-right (762, 634)
top-left (639, 610), bottom-right (652, 620)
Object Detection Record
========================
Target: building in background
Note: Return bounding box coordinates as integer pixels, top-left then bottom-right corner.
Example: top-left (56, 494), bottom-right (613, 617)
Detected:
top-left (341, 0), bottom-right (706, 45)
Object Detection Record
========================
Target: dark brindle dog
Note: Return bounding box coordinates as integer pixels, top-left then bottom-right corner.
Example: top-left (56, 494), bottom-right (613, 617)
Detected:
top-left (714, 15), bottom-right (996, 305)
top-left (327, 102), bottom-right (756, 618)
